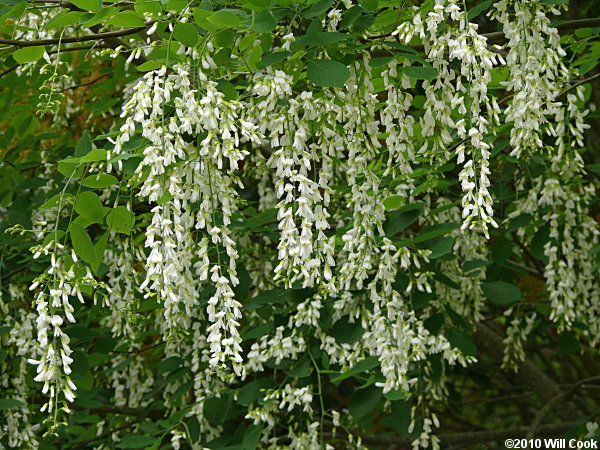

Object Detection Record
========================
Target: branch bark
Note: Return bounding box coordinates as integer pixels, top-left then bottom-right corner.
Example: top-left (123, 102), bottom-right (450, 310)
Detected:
top-left (473, 322), bottom-right (581, 422)
top-left (74, 404), bottom-right (166, 419)
top-left (322, 421), bottom-right (581, 447)
top-left (0, 26), bottom-right (148, 47)
top-left (477, 18), bottom-right (600, 45)
top-left (372, 17), bottom-right (600, 50)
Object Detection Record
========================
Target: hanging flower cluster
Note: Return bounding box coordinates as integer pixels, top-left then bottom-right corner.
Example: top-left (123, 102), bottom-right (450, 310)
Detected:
top-left (394, 0), bottom-right (504, 236)
top-left (1, 0), bottom-right (599, 448)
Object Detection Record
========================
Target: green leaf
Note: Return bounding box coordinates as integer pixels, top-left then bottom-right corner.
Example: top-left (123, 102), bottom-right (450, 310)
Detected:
top-left (251, 9), bottom-right (276, 32)
top-left (135, 1), bottom-right (162, 15)
top-left (530, 226), bottom-right (550, 263)
top-left (207, 10), bottom-right (240, 28)
top-left (332, 356), bottom-right (379, 382)
top-left (204, 394), bottom-right (232, 425)
top-left (403, 65), bottom-right (439, 80)
top-left (13, 46), bottom-right (46, 64)
top-left (261, 51), bottom-right (290, 67)
top-left (307, 59), bottom-right (350, 88)
top-left (74, 191), bottom-right (108, 222)
top-left (349, 385), bottom-right (381, 420)
top-left (58, 158), bottom-right (83, 178)
top-left (157, 356), bottom-right (183, 376)
top-left (0, 2), bottom-right (26, 22)
top-left (216, 79), bottom-right (237, 100)
top-left (384, 204), bottom-right (422, 235)
top-left (70, 0), bottom-right (99, 11)
top-left (383, 390), bottom-right (406, 401)
top-left (237, 378), bottom-right (277, 405)
top-left (242, 425), bottom-right (262, 449)
top-left (445, 306), bottom-right (469, 330)
top-left (447, 327), bottom-right (477, 357)
top-left (173, 22), bottom-right (199, 47)
top-left (215, 29), bottom-right (235, 47)
top-left (359, 0), bottom-right (377, 11)
top-left (427, 236), bottom-right (454, 259)
top-left (46, 11), bottom-right (86, 29)
top-left (108, 11), bottom-right (145, 27)
top-left (491, 236), bottom-right (513, 263)
top-left (193, 7), bottom-right (220, 32)
top-left (81, 6), bottom-right (115, 28)
top-left (285, 357), bottom-right (311, 377)
top-left (482, 281), bottom-right (521, 305)
top-left (296, 31), bottom-right (348, 46)
top-left (106, 206), bottom-right (134, 234)
top-left (75, 132), bottom-right (92, 157)
top-left (80, 148), bottom-right (107, 162)
top-left (81, 174), bottom-right (117, 188)
top-left (241, 322), bottom-right (273, 340)
top-left (70, 223), bottom-right (98, 265)
top-left (339, 5), bottom-right (362, 30)
top-left (116, 435), bottom-right (157, 449)
top-left (70, 350), bottom-right (89, 378)
top-left (39, 192), bottom-right (72, 210)
top-left (467, 0), bottom-right (492, 20)
top-left (248, 44), bottom-right (263, 66)
top-left (0, 399), bottom-right (24, 410)
top-left (187, 416), bottom-right (200, 443)
top-left (92, 231), bottom-right (109, 273)
top-left (424, 313), bottom-right (444, 336)
top-left (302, 0), bottom-right (333, 18)
top-left (463, 259), bottom-right (490, 273)
top-left (559, 332), bottom-right (580, 355)
top-left (246, 288), bottom-right (315, 312)
top-left (137, 59), bottom-right (166, 72)
top-left (403, 223), bottom-right (460, 245)
top-left (330, 317), bottom-right (363, 344)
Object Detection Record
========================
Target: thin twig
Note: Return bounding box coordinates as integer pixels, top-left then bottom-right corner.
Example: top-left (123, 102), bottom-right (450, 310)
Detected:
top-left (70, 418), bottom-right (140, 447)
top-left (505, 259), bottom-right (545, 280)
top-left (511, 233), bottom-right (546, 278)
top-left (111, 342), bottom-right (163, 354)
top-left (556, 72), bottom-right (600, 100)
top-left (0, 261), bottom-right (33, 281)
top-left (52, 72), bottom-right (113, 94)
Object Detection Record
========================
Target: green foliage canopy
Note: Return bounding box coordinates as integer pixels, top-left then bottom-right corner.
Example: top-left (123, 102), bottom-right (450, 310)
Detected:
top-left (0, 0), bottom-right (599, 448)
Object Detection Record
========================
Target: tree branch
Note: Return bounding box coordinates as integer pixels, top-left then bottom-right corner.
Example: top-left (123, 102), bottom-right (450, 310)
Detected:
top-left (373, 17), bottom-right (600, 49)
top-left (322, 421), bottom-right (581, 447)
top-left (473, 322), bottom-right (581, 422)
top-left (0, 45), bottom-right (103, 79)
top-left (32, 0), bottom-right (135, 6)
top-left (0, 26), bottom-right (148, 48)
top-left (73, 404), bottom-right (166, 419)
top-left (476, 18), bottom-right (600, 45)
